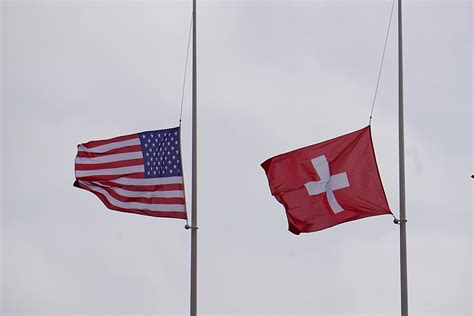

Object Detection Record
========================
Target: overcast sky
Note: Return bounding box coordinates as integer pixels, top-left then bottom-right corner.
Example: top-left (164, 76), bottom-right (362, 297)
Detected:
top-left (1, 0), bottom-right (472, 315)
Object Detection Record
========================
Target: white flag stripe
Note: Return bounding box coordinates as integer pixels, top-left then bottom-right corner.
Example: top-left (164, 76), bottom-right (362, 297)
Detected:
top-left (96, 184), bottom-right (184, 198)
top-left (80, 181), bottom-right (186, 212)
top-left (78, 138), bottom-right (141, 153)
top-left (108, 176), bottom-right (183, 186)
top-left (76, 165), bottom-right (145, 177)
top-left (75, 151), bottom-right (143, 164)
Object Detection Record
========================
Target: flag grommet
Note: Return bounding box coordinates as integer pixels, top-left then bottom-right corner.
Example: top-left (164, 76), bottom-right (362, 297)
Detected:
top-left (185, 224), bottom-right (199, 230)
top-left (393, 218), bottom-right (407, 225)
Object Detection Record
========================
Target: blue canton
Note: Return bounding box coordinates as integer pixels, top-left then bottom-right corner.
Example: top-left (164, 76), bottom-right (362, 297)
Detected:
top-left (139, 127), bottom-right (182, 178)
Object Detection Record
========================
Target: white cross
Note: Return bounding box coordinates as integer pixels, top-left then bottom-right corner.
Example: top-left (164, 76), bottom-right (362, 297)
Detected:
top-left (304, 155), bottom-right (350, 214)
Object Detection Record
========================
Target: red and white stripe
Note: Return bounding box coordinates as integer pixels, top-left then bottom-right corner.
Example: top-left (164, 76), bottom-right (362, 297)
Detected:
top-left (74, 133), bottom-right (187, 219)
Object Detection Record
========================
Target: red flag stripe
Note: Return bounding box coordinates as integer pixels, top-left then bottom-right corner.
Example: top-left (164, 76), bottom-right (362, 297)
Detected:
top-left (75, 151), bottom-right (143, 164)
top-left (95, 181), bottom-right (184, 197)
top-left (75, 165), bottom-right (144, 178)
top-left (75, 173), bottom-right (184, 185)
top-left (108, 175), bottom-right (184, 186)
top-left (96, 184), bottom-right (184, 198)
top-left (96, 181), bottom-right (184, 192)
top-left (79, 134), bottom-right (139, 150)
top-left (75, 158), bottom-right (145, 171)
top-left (77, 145), bottom-right (143, 157)
top-left (75, 172), bottom-right (146, 182)
top-left (87, 183), bottom-right (185, 204)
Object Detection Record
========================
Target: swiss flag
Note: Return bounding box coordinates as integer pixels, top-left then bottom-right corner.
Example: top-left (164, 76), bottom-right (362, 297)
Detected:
top-left (261, 126), bottom-right (392, 234)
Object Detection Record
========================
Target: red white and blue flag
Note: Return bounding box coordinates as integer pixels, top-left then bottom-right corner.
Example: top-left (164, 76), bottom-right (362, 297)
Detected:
top-left (74, 127), bottom-right (187, 220)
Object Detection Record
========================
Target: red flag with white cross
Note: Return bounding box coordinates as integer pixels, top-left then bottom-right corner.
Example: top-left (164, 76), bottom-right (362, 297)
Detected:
top-left (261, 126), bottom-right (392, 234)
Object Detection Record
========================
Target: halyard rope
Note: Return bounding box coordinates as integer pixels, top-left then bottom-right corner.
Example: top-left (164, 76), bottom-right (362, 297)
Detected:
top-left (369, 0), bottom-right (396, 125)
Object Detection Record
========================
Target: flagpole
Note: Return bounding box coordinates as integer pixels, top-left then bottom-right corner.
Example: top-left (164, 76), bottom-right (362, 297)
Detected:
top-left (190, 0), bottom-right (198, 314)
top-left (397, 0), bottom-right (408, 315)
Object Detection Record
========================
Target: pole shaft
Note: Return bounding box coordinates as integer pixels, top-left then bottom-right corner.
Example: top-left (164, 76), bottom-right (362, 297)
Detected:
top-left (398, 0), bottom-right (408, 315)
top-left (190, 0), bottom-right (197, 315)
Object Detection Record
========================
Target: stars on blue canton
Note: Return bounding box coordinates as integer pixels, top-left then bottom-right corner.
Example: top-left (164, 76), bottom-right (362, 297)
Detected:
top-left (139, 127), bottom-right (182, 178)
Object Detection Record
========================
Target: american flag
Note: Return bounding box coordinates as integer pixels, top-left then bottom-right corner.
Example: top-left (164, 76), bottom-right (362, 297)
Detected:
top-left (74, 127), bottom-right (187, 219)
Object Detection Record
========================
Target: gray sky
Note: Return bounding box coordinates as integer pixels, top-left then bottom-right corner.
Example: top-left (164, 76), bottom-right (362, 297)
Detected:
top-left (1, 0), bottom-right (472, 315)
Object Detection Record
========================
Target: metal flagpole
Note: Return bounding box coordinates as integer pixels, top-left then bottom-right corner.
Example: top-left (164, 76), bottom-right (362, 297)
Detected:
top-left (190, 0), bottom-right (198, 314)
top-left (397, 0), bottom-right (408, 315)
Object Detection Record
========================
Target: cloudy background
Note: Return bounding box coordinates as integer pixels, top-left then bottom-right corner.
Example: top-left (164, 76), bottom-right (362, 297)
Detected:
top-left (1, 0), bottom-right (472, 315)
